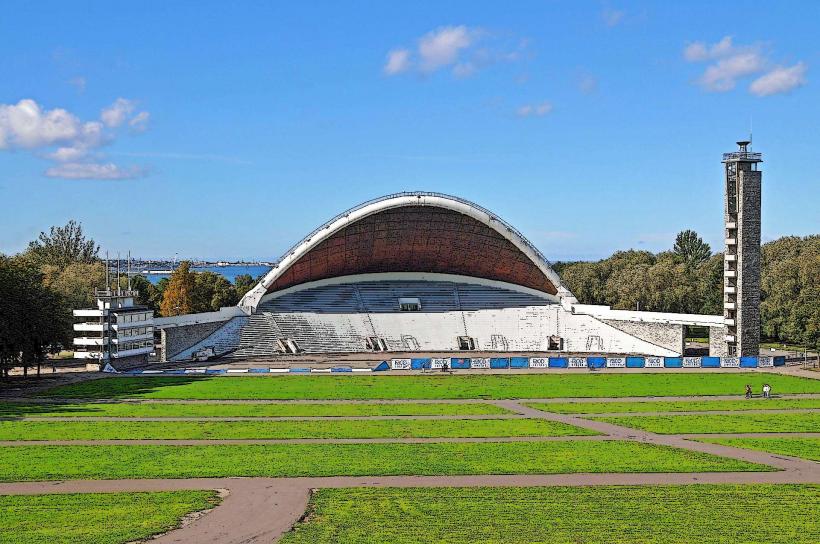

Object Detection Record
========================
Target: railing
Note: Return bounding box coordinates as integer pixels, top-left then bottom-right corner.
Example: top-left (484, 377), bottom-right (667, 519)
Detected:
top-left (722, 151), bottom-right (762, 162)
top-left (94, 288), bottom-right (140, 297)
top-left (270, 191), bottom-right (560, 282)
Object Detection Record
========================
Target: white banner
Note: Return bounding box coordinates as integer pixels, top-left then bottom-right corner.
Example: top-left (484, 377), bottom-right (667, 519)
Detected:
top-left (683, 357), bottom-right (702, 368)
top-left (471, 358), bottom-right (490, 369)
top-left (758, 356), bottom-right (774, 368)
top-left (529, 357), bottom-right (550, 368)
top-left (645, 357), bottom-right (663, 368)
top-left (720, 357), bottom-right (740, 368)
top-left (391, 358), bottom-right (411, 370)
top-left (606, 357), bottom-right (626, 368)
top-left (568, 357), bottom-right (587, 368)
top-left (430, 358), bottom-right (448, 369)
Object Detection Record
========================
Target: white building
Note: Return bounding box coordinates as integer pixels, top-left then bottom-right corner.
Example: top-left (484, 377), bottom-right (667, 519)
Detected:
top-left (73, 288), bottom-right (154, 369)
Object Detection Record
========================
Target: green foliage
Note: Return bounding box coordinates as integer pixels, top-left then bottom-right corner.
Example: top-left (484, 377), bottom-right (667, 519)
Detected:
top-left (592, 413), bottom-right (820, 434)
top-left (23, 220), bottom-right (99, 268)
top-left (39, 373), bottom-right (820, 400)
top-left (192, 271), bottom-right (239, 312)
top-left (0, 256), bottom-right (71, 377)
top-left (0, 491), bottom-right (219, 544)
top-left (0, 401), bottom-right (510, 418)
top-left (674, 229), bottom-right (712, 267)
top-left (281, 485), bottom-right (819, 544)
top-left (232, 273), bottom-right (257, 297)
top-left (0, 441), bottom-right (765, 481)
top-left (0, 418), bottom-right (596, 440)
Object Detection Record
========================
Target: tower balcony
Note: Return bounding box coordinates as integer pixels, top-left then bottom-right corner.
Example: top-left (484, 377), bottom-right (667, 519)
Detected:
top-left (725, 286), bottom-right (736, 294)
top-left (724, 302), bottom-right (737, 310)
top-left (725, 270), bottom-right (737, 278)
top-left (725, 238), bottom-right (737, 245)
top-left (724, 335), bottom-right (736, 342)
top-left (725, 254), bottom-right (737, 262)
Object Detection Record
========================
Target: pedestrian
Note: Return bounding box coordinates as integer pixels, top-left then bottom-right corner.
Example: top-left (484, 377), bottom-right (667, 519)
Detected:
top-left (745, 384), bottom-right (752, 399)
top-left (762, 383), bottom-right (771, 399)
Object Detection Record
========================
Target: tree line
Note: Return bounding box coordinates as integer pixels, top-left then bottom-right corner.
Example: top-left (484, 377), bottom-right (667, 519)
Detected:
top-left (555, 230), bottom-right (820, 350)
top-left (0, 221), bottom-right (259, 378)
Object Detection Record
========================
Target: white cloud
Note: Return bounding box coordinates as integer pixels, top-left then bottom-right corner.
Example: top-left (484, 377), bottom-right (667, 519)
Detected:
top-left (68, 76), bottom-right (86, 92)
top-left (699, 51), bottom-right (765, 91)
top-left (129, 111), bottom-right (150, 132)
top-left (684, 36), bottom-right (807, 96)
top-left (602, 8), bottom-right (625, 27)
top-left (0, 97), bottom-right (150, 179)
top-left (384, 25), bottom-right (520, 78)
top-left (101, 98), bottom-right (136, 128)
top-left (384, 49), bottom-right (411, 75)
top-left (45, 162), bottom-right (145, 180)
top-left (750, 62), bottom-right (807, 96)
top-left (0, 99), bottom-right (81, 149)
top-left (418, 26), bottom-right (476, 73)
top-left (517, 101), bottom-right (553, 117)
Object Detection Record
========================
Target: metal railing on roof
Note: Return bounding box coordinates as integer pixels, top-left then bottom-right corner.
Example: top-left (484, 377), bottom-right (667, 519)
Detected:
top-left (271, 191), bottom-right (557, 274)
top-left (722, 151), bottom-right (762, 162)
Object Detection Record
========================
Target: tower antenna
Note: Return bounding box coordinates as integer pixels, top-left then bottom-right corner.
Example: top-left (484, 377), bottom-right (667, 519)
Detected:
top-left (127, 251), bottom-right (132, 291)
top-left (116, 252), bottom-right (121, 295)
top-left (105, 251), bottom-right (110, 291)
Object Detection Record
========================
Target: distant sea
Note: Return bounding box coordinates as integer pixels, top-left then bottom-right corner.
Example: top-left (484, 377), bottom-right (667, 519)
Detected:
top-left (143, 265), bottom-right (272, 285)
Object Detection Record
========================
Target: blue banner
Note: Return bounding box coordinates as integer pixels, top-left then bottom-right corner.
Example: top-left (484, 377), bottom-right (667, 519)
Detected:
top-left (701, 357), bottom-right (721, 368)
top-left (774, 356), bottom-right (786, 367)
top-left (664, 357), bottom-right (683, 368)
top-left (509, 357), bottom-right (529, 368)
top-left (490, 358), bottom-right (509, 369)
top-left (373, 361), bottom-right (390, 371)
top-left (450, 358), bottom-right (471, 369)
top-left (587, 357), bottom-right (606, 369)
top-left (411, 358), bottom-right (431, 370)
top-left (626, 356), bottom-right (645, 368)
top-left (740, 356), bottom-right (759, 368)
top-left (548, 357), bottom-right (568, 368)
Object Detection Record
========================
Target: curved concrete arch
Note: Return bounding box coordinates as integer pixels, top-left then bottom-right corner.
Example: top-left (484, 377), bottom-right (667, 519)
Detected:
top-left (239, 192), bottom-right (570, 313)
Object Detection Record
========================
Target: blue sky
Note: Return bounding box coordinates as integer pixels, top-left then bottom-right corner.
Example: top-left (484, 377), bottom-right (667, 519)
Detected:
top-left (1, 1), bottom-right (818, 262)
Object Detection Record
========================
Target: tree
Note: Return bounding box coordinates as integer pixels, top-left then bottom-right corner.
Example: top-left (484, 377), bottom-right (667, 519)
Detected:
top-left (160, 261), bottom-right (196, 316)
top-left (24, 220), bottom-right (99, 268)
top-left (233, 274), bottom-right (257, 299)
top-left (673, 230), bottom-right (711, 268)
top-left (0, 256), bottom-right (71, 378)
top-left (129, 275), bottom-right (161, 313)
top-left (192, 271), bottom-right (238, 312)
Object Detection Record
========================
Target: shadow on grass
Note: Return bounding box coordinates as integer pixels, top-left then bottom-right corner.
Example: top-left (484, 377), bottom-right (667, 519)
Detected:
top-left (34, 376), bottom-right (211, 400)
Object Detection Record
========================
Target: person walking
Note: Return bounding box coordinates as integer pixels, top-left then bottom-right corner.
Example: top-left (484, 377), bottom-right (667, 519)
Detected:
top-left (745, 384), bottom-right (753, 399)
top-left (762, 383), bottom-right (771, 399)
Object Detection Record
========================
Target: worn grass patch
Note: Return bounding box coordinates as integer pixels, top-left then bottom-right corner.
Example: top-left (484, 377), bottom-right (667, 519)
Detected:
top-left (0, 401), bottom-right (509, 418)
top-left (0, 441), bottom-right (767, 481)
top-left (38, 374), bottom-right (820, 400)
top-left (279, 485), bottom-right (820, 544)
top-left (0, 491), bottom-right (219, 544)
top-left (699, 437), bottom-right (820, 462)
top-left (526, 398), bottom-right (820, 414)
top-left (592, 413), bottom-right (820, 434)
top-left (0, 418), bottom-right (595, 440)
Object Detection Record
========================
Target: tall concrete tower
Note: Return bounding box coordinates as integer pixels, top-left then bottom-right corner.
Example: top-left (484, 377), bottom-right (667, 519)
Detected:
top-left (722, 140), bottom-right (762, 357)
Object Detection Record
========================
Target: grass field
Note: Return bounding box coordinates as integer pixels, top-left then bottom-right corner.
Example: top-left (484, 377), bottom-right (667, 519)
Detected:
top-left (38, 374), bottom-right (820, 400)
top-left (0, 491), bottom-right (219, 544)
top-left (0, 401), bottom-right (510, 419)
top-left (700, 437), bottom-right (820, 462)
top-left (0, 441), bottom-right (767, 481)
top-left (0, 418), bottom-right (597, 440)
top-left (525, 398), bottom-right (820, 414)
top-left (279, 485), bottom-right (820, 544)
top-left (591, 413), bottom-right (820, 434)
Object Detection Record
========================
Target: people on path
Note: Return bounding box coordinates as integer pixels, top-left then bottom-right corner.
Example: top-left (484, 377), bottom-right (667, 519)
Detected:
top-left (762, 383), bottom-right (771, 399)
top-left (745, 384), bottom-right (753, 399)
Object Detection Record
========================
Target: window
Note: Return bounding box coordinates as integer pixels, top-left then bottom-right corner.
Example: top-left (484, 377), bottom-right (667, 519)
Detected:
top-left (399, 297), bottom-right (421, 311)
top-left (457, 336), bottom-right (476, 350)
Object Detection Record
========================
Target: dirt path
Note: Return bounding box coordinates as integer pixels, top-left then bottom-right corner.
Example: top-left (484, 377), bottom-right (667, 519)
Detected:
top-left (2, 396), bottom-right (819, 543)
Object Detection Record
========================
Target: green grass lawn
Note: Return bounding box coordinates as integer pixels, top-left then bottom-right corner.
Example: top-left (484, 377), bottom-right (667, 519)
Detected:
top-left (280, 485), bottom-right (820, 544)
top-left (699, 437), bottom-right (820, 462)
top-left (0, 491), bottom-right (219, 544)
top-left (0, 418), bottom-right (596, 440)
top-left (0, 441), bottom-right (767, 481)
top-left (526, 398), bottom-right (820, 414)
top-left (591, 413), bottom-right (820, 434)
top-left (0, 401), bottom-right (509, 418)
top-left (37, 374), bottom-right (820, 400)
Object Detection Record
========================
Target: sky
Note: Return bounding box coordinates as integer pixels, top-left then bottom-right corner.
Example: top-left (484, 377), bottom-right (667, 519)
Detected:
top-left (1, 1), bottom-right (818, 262)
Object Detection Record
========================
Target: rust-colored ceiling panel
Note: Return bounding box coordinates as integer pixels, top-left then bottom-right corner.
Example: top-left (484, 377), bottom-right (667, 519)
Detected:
top-left (267, 206), bottom-right (557, 295)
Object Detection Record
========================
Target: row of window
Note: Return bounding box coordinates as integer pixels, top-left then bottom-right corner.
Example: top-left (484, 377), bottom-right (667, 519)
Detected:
top-left (117, 326), bottom-right (153, 338)
top-left (115, 340), bottom-right (153, 352)
top-left (116, 312), bottom-right (152, 324)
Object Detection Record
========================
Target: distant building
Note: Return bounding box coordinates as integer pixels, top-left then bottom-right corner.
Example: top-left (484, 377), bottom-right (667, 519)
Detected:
top-left (73, 288), bottom-right (154, 370)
